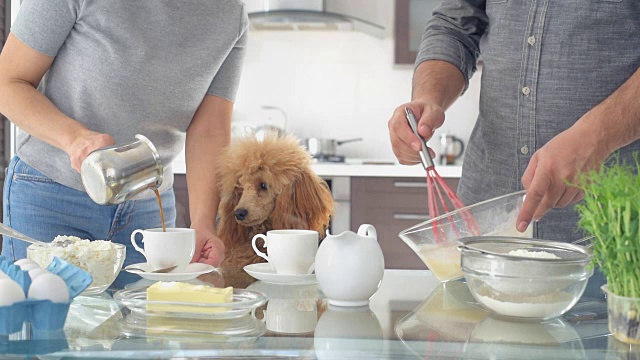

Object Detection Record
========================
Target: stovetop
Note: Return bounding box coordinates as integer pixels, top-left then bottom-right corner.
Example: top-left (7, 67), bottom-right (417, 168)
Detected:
top-left (312, 154), bottom-right (346, 163)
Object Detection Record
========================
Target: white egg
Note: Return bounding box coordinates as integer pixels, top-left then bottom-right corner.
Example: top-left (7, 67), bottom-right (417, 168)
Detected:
top-left (28, 268), bottom-right (50, 280)
top-left (0, 271), bottom-right (9, 279)
top-left (14, 259), bottom-right (37, 267)
top-left (27, 273), bottom-right (70, 303)
top-left (0, 278), bottom-right (26, 306)
top-left (18, 263), bottom-right (40, 271)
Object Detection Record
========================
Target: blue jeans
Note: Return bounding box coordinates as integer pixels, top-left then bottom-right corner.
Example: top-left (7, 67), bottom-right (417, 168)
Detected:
top-left (2, 156), bottom-right (176, 289)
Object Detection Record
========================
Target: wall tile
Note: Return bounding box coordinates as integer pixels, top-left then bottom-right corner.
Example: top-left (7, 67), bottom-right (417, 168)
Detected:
top-left (234, 30), bottom-right (480, 161)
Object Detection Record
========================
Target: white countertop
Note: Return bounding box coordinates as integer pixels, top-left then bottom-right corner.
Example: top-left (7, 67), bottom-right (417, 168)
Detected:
top-left (311, 162), bottom-right (462, 178)
top-left (171, 159), bottom-right (462, 178)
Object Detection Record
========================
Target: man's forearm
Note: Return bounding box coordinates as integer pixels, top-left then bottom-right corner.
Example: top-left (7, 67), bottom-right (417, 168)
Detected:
top-left (412, 60), bottom-right (466, 110)
top-left (583, 66), bottom-right (640, 154)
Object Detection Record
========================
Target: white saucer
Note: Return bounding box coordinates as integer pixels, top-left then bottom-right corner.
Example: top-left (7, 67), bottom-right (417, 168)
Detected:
top-left (124, 262), bottom-right (216, 281)
top-left (243, 263), bottom-right (317, 285)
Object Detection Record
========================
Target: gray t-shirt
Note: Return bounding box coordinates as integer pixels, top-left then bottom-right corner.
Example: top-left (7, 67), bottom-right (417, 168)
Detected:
top-left (11, 0), bottom-right (248, 197)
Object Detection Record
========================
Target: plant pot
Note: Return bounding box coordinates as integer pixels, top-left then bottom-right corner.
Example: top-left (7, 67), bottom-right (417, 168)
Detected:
top-left (602, 285), bottom-right (640, 345)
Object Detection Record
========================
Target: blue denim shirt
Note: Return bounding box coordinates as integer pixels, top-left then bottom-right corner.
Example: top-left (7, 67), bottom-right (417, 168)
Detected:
top-left (416, 0), bottom-right (640, 241)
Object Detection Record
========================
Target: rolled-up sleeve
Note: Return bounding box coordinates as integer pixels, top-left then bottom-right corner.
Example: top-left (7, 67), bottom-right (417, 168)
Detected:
top-left (415, 0), bottom-right (488, 92)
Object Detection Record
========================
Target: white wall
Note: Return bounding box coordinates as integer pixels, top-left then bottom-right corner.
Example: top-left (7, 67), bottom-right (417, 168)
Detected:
top-left (233, 31), bottom-right (481, 161)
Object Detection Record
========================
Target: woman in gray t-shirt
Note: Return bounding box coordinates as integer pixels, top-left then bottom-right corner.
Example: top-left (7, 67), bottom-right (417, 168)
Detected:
top-left (0, 0), bottom-right (247, 285)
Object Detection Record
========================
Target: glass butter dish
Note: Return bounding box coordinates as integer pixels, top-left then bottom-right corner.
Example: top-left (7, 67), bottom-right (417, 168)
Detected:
top-left (114, 286), bottom-right (267, 320)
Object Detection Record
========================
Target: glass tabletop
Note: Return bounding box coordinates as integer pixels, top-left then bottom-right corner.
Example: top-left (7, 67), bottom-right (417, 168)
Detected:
top-left (1, 268), bottom-right (638, 359)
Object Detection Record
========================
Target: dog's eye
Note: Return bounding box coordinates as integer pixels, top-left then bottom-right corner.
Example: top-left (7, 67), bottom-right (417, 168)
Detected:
top-left (260, 182), bottom-right (268, 191)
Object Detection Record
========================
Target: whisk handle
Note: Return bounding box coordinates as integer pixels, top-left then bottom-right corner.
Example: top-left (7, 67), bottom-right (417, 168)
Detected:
top-left (404, 107), bottom-right (435, 169)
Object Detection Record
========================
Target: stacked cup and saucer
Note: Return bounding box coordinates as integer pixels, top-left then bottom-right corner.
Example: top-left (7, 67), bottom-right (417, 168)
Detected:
top-left (124, 228), bottom-right (216, 282)
top-left (243, 230), bottom-right (318, 286)
top-left (244, 230), bottom-right (322, 335)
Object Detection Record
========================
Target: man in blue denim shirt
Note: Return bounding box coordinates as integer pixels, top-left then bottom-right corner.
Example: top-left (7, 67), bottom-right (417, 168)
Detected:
top-left (388, 1), bottom-right (639, 295)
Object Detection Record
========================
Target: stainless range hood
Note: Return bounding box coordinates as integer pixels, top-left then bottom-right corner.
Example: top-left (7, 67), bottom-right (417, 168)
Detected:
top-left (243, 0), bottom-right (386, 38)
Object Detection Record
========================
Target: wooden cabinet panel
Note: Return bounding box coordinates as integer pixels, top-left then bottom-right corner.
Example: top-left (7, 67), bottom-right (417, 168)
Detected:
top-left (395, 0), bottom-right (440, 64)
top-left (351, 176), bottom-right (459, 270)
top-left (173, 174), bottom-right (191, 229)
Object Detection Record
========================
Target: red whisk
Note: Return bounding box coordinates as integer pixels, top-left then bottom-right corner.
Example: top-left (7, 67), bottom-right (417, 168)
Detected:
top-left (404, 108), bottom-right (479, 244)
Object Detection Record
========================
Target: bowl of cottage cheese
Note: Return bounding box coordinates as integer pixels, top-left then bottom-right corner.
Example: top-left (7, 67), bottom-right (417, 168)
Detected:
top-left (27, 236), bottom-right (126, 295)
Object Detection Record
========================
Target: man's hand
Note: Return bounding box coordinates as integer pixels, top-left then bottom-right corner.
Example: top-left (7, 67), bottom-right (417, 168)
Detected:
top-left (191, 225), bottom-right (225, 267)
top-left (388, 100), bottom-right (443, 165)
top-left (66, 131), bottom-right (115, 172)
top-left (516, 120), bottom-right (611, 232)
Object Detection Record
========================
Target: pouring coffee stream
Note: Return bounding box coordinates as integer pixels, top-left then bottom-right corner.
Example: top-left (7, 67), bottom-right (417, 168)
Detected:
top-left (153, 189), bottom-right (166, 232)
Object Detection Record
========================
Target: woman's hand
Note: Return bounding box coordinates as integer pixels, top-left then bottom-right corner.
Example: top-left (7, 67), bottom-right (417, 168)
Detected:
top-left (66, 131), bottom-right (115, 172)
top-left (191, 225), bottom-right (225, 267)
top-left (388, 100), bottom-right (442, 165)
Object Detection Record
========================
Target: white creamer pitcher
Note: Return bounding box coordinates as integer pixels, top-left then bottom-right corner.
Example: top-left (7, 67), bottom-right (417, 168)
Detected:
top-left (315, 224), bottom-right (384, 307)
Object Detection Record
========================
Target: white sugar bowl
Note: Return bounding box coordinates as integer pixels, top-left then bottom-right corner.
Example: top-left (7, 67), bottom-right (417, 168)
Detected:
top-left (315, 224), bottom-right (385, 307)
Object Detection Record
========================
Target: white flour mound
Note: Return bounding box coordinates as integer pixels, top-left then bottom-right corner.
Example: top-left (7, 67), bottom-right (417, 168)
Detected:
top-left (477, 291), bottom-right (574, 318)
top-left (507, 249), bottom-right (560, 259)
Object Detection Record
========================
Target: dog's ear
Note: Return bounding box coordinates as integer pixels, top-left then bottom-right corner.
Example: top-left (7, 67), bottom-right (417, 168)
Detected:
top-left (272, 169), bottom-right (334, 234)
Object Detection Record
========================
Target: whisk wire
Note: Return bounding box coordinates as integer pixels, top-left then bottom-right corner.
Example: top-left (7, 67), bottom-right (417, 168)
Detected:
top-left (404, 107), bottom-right (480, 245)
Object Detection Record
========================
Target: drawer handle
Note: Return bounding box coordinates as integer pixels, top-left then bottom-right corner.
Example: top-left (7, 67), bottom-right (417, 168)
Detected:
top-left (393, 213), bottom-right (430, 221)
top-left (393, 181), bottom-right (427, 188)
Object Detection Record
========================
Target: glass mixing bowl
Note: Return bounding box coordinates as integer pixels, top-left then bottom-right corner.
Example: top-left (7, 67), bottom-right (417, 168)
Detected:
top-left (459, 237), bottom-right (593, 321)
top-left (27, 241), bottom-right (126, 295)
top-left (398, 191), bottom-right (533, 282)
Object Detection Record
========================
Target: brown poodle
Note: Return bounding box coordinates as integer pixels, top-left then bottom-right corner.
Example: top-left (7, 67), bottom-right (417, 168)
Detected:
top-left (216, 135), bottom-right (334, 267)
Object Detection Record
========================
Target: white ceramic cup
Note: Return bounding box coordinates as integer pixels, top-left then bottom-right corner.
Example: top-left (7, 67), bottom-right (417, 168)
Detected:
top-left (263, 298), bottom-right (318, 334)
top-left (130, 228), bottom-right (196, 272)
top-left (252, 230), bottom-right (318, 275)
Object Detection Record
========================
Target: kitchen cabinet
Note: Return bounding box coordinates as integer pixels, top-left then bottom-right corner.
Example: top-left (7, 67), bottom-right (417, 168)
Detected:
top-left (350, 176), bottom-right (459, 270)
top-left (395, 0), bottom-right (440, 64)
top-left (173, 175), bottom-right (191, 228)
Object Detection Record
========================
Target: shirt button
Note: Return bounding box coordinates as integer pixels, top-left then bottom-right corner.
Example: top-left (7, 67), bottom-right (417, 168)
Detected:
top-left (521, 145), bottom-right (529, 155)
top-left (522, 87), bottom-right (531, 95)
top-left (527, 36), bottom-right (536, 45)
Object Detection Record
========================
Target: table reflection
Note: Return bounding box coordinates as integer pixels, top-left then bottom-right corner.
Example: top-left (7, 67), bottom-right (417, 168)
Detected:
top-left (394, 280), bottom-right (610, 359)
top-left (1, 269), bottom-right (639, 359)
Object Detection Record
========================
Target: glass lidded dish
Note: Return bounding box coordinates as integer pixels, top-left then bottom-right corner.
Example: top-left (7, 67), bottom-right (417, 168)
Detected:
top-left (113, 287), bottom-right (268, 320)
top-left (27, 236), bottom-right (126, 295)
top-left (398, 191), bottom-right (533, 282)
top-left (458, 236), bottom-right (593, 321)
top-left (118, 311), bottom-right (266, 341)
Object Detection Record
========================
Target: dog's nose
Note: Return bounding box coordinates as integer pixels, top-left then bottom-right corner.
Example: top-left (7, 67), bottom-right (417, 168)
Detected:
top-left (234, 208), bottom-right (248, 221)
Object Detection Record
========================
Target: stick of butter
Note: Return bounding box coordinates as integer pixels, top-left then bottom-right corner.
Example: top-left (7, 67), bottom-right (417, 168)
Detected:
top-left (146, 282), bottom-right (233, 314)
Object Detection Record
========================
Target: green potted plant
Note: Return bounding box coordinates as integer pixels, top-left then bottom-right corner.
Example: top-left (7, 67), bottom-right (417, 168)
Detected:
top-left (575, 154), bottom-right (640, 345)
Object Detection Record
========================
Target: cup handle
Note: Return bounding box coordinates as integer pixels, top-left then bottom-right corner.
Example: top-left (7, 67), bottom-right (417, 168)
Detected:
top-left (251, 234), bottom-right (269, 262)
top-left (131, 230), bottom-right (147, 259)
top-left (260, 309), bottom-right (266, 324)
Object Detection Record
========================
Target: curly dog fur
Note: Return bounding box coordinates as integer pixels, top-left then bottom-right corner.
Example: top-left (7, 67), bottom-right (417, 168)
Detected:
top-left (217, 135), bottom-right (334, 267)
